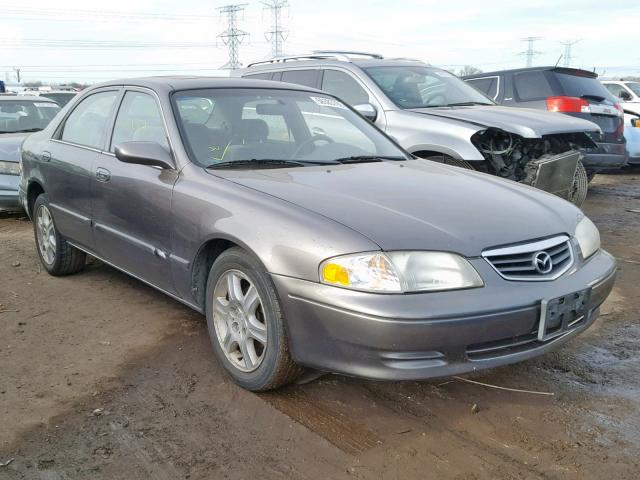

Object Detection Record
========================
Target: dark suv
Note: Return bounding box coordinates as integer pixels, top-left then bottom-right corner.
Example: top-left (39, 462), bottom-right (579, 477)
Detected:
top-left (463, 67), bottom-right (627, 175)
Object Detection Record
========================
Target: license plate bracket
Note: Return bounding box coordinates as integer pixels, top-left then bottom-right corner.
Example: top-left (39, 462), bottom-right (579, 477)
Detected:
top-left (538, 288), bottom-right (591, 341)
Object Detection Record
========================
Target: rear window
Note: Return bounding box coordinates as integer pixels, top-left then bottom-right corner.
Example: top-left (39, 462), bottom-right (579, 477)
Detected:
top-left (280, 70), bottom-right (319, 88)
top-left (513, 71), bottom-right (553, 101)
top-left (553, 72), bottom-right (615, 102)
top-left (244, 72), bottom-right (272, 80)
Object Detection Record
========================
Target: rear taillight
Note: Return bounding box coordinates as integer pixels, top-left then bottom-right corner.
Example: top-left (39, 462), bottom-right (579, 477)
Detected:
top-left (546, 96), bottom-right (591, 113)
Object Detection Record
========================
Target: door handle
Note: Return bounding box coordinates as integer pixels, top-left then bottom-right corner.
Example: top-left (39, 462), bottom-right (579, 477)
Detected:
top-left (95, 167), bottom-right (111, 182)
top-left (42, 151), bottom-right (51, 162)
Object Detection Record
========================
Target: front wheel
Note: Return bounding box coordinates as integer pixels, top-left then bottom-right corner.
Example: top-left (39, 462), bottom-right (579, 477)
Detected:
top-left (33, 194), bottom-right (86, 276)
top-left (205, 247), bottom-right (302, 391)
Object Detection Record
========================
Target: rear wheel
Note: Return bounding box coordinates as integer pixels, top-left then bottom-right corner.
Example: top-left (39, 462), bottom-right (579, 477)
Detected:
top-left (205, 247), bottom-right (302, 391)
top-left (33, 194), bottom-right (86, 276)
top-left (568, 161), bottom-right (588, 207)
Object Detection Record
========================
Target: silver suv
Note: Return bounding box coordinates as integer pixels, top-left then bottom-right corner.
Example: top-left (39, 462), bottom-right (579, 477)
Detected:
top-left (237, 51), bottom-right (602, 205)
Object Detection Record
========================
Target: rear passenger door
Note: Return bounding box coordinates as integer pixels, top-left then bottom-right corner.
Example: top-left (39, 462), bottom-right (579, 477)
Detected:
top-left (92, 88), bottom-right (178, 292)
top-left (45, 89), bottom-right (120, 250)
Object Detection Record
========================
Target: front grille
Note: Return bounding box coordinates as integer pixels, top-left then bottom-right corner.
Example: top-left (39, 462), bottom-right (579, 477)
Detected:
top-left (483, 235), bottom-right (574, 281)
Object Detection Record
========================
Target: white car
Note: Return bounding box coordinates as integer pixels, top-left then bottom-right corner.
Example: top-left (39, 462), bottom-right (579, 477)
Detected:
top-left (602, 80), bottom-right (640, 116)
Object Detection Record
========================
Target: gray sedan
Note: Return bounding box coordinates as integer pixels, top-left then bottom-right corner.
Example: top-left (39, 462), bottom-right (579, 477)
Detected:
top-left (19, 77), bottom-right (616, 391)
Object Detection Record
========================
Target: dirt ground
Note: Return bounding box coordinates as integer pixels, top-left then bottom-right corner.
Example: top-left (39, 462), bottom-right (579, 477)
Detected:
top-left (1, 172), bottom-right (639, 480)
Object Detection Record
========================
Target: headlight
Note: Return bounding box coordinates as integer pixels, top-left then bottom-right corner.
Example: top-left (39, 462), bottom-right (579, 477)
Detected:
top-left (575, 216), bottom-right (600, 259)
top-left (0, 161), bottom-right (20, 176)
top-left (320, 251), bottom-right (484, 293)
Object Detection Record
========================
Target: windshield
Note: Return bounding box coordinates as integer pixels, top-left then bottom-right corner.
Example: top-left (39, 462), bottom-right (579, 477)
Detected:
top-left (364, 66), bottom-right (494, 109)
top-left (172, 88), bottom-right (408, 167)
top-left (626, 82), bottom-right (640, 96)
top-left (0, 100), bottom-right (60, 133)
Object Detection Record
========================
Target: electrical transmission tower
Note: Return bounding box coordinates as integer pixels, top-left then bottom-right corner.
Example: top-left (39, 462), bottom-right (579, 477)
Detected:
top-left (519, 37), bottom-right (542, 67)
top-left (262, 0), bottom-right (289, 57)
top-left (217, 4), bottom-right (249, 70)
top-left (560, 39), bottom-right (580, 68)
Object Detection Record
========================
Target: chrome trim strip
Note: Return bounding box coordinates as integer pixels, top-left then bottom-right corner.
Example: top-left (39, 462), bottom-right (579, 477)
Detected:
top-left (51, 139), bottom-right (102, 153)
top-left (66, 241), bottom-right (203, 314)
top-left (93, 222), bottom-right (157, 254)
top-left (48, 202), bottom-right (91, 224)
top-left (482, 235), bottom-right (574, 282)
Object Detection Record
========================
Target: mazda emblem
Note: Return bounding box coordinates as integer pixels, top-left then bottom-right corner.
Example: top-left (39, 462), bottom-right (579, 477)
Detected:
top-left (533, 251), bottom-right (553, 274)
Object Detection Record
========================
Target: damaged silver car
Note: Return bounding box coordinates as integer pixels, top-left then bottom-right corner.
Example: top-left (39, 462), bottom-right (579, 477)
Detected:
top-left (238, 51), bottom-right (601, 205)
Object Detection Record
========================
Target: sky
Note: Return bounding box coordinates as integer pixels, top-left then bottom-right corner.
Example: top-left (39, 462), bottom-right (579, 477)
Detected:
top-left (2, 0), bottom-right (639, 84)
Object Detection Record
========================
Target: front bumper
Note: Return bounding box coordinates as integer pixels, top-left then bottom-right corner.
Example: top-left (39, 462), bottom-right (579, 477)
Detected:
top-left (273, 249), bottom-right (617, 380)
top-left (0, 173), bottom-right (21, 211)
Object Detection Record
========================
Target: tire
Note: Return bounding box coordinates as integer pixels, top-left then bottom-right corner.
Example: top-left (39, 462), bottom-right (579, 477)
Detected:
top-left (33, 193), bottom-right (86, 276)
top-left (568, 161), bottom-right (589, 207)
top-left (205, 247), bottom-right (302, 391)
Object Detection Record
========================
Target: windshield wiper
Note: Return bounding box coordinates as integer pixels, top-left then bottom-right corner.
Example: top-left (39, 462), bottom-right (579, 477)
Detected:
top-left (8, 128), bottom-right (42, 133)
top-left (441, 102), bottom-right (494, 107)
top-left (206, 158), bottom-right (308, 169)
top-left (333, 155), bottom-right (405, 164)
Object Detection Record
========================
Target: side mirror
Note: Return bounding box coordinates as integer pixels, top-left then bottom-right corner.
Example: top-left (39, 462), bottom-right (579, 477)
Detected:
top-left (354, 103), bottom-right (378, 122)
top-left (620, 90), bottom-right (632, 101)
top-left (114, 141), bottom-right (175, 170)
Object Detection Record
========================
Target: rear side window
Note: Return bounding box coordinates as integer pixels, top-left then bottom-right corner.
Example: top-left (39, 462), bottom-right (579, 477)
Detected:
top-left (513, 71), bottom-right (553, 101)
top-left (466, 76), bottom-right (498, 99)
top-left (111, 91), bottom-right (168, 151)
top-left (244, 72), bottom-right (272, 80)
top-left (61, 91), bottom-right (119, 149)
top-left (280, 69), bottom-right (319, 88)
top-left (321, 70), bottom-right (369, 105)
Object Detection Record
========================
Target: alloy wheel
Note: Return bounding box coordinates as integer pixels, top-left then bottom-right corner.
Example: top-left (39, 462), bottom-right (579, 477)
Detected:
top-left (212, 269), bottom-right (268, 373)
top-left (36, 205), bottom-right (57, 265)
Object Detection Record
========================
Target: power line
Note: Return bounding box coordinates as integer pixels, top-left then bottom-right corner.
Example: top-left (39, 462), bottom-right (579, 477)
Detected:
top-left (560, 39), bottom-right (580, 68)
top-left (2, 5), bottom-right (219, 20)
top-left (519, 36), bottom-right (542, 67)
top-left (217, 4), bottom-right (249, 70)
top-left (262, 0), bottom-right (289, 57)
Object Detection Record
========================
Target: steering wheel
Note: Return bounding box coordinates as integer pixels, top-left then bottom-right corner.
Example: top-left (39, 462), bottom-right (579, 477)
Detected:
top-left (291, 134), bottom-right (334, 158)
top-left (426, 93), bottom-right (447, 106)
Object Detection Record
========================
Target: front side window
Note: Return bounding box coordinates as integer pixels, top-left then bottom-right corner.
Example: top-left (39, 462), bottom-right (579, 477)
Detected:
top-left (111, 91), bottom-right (168, 152)
top-left (626, 82), bottom-right (640, 96)
top-left (61, 91), bottom-right (119, 149)
top-left (466, 77), bottom-right (498, 100)
top-left (0, 100), bottom-right (60, 133)
top-left (321, 70), bottom-right (370, 105)
top-left (364, 66), bottom-right (494, 109)
top-left (173, 88), bottom-right (407, 167)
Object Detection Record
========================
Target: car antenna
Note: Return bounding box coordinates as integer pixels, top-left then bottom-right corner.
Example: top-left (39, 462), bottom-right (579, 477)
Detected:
top-left (554, 54), bottom-right (563, 67)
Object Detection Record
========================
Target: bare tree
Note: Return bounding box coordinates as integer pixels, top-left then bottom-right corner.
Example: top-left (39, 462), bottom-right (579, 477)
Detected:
top-left (458, 65), bottom-right (483, 77)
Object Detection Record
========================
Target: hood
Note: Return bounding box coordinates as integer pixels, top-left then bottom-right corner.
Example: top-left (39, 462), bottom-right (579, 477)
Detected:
top-left (0, 133), bottom-right (29, 162)
top-left (408, 105), bottom-right (601, 138)
top-left (211, 159), bottom-right (582, 256)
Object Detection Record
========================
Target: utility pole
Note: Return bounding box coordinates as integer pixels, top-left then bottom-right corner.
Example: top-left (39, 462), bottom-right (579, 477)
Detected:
top-left (13, 67), bottom-right (21, 83)
top-left (519, 37), bottom-right (542, 67)
top-left (262, 0), bottom-right (289, 57)
top-left (217, 4), bottom-right (249, 70)
top-left (560, 40), bottom-right (580, 68)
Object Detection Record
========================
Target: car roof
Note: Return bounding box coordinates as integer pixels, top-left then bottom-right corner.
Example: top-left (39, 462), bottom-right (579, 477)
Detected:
top-left (85, 76), bottom-right (327, 95)
top-left (463, 66), bottom-right (598, 79)
top-left (0, 95), bottom-right (58, 102)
